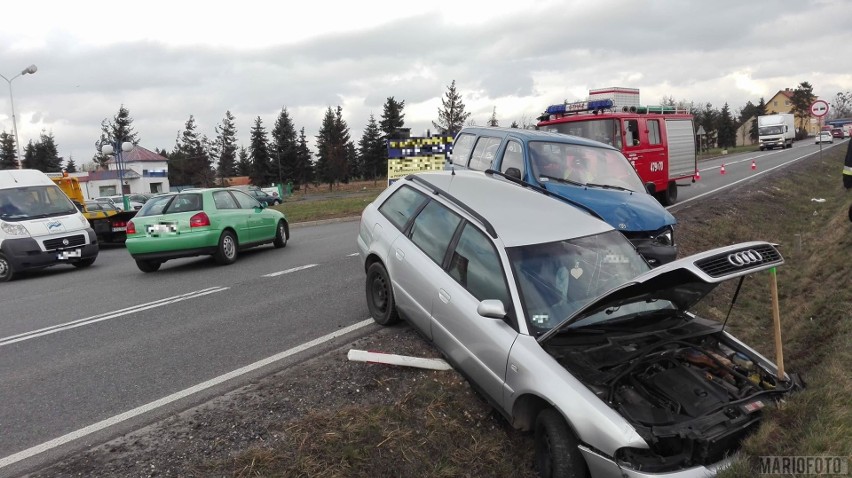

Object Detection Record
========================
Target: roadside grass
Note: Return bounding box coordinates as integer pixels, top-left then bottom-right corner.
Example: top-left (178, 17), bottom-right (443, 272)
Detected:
top-left (214, 149), bottom-right (849, 476)
top-left (272, 193), bottom-right (382, 224)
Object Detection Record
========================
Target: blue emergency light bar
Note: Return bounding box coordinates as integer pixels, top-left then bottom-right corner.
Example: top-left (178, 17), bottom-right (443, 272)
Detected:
top-left (545, 99), bottom-right (614, 115)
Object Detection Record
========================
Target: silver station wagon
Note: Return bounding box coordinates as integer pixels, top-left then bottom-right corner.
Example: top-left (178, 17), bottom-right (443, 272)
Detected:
top-left (356, 170), bottom-right (802, 477)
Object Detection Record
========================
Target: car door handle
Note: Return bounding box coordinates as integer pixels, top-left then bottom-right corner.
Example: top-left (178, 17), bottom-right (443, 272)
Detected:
top-left (438, 289), bottom-right (450, 304)
top-left (395, 249), bottom-right (405, 261)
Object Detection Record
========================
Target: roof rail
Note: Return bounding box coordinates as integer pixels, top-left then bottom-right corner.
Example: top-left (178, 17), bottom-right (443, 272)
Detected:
top-left (406, 174), bottom-right (498, 239)
top-left (483, 169), bottom-right (604, 221)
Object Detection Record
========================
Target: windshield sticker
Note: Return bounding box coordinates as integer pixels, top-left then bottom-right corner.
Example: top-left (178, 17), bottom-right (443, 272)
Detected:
top-left (570, 262), bottom-right (584, 279)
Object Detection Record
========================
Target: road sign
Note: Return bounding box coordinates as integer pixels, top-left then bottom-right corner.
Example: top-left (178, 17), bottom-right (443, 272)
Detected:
top-left (810, 99), bottom-right (829, 117)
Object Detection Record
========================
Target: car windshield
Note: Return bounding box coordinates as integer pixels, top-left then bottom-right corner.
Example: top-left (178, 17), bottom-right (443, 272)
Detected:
top-left (759, 126), bottom-right (784, 135)
top-left (0, 185), bottom-right (78, 221)
top-left (528, 141), bottom-right (645, 192)
top-left (507, 230), bottom-right (651, 335)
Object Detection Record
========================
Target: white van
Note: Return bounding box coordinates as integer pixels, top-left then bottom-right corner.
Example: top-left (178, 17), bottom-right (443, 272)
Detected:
top-left (0, 169), bottom-right (99, 282)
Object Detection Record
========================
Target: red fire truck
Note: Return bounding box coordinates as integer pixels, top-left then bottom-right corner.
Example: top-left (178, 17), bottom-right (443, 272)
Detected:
top-left (537, 99), bottom-right (697, 205)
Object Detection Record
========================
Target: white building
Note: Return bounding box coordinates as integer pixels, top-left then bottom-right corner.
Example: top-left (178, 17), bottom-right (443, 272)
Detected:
top-left (81, 146), bottom-right (169, 199)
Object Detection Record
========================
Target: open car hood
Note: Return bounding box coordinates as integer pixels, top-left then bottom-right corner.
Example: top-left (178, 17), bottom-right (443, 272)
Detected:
top-left (538, 241), bottom-right (784, 343)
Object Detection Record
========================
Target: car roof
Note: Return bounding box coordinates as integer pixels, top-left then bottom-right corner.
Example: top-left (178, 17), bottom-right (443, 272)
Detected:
top-left (406, 170), bottom-right (613, 247)
top-left (457, 126), bottom-right (618, 150)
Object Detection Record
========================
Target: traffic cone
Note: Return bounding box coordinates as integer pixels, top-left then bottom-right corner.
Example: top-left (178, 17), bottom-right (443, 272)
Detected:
top-left (751, 160), bottom-right (757, 170)
top-left (720, 163), bottom-right (726, 175)
top-left (695, 169), bottom-right (701, 181)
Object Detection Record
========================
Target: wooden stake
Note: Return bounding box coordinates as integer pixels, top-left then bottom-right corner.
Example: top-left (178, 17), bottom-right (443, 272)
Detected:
top-left (769, 267), bottom-right (786, 381)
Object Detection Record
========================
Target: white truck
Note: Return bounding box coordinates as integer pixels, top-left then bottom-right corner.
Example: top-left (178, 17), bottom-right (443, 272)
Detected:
top-left (757, 113), bottom-right (795, 150)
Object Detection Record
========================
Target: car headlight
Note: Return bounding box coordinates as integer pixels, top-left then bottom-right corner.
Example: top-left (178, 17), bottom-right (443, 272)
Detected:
top-left (654, 226), bottom-right (674, 246)
top-left (1, 221), bottom-right (30, 236)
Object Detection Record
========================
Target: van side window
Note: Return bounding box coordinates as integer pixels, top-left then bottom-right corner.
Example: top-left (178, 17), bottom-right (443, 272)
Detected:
top-left (409, 200), bottom-right (462, 265)
top-left (500, 140), bottom-right (524, 178)
top-left (451, 133), bottom-right (476, 167)
top-left (647, 120), bottom-right (661, 145)
top-left (378, 185), bottom-right (429, 231)
top-left (448, 223), bottom-right (511, 308)
top-left (468, 137), bottom-right (502, 171)
top-left (625, 120), bottom-right (640, 146)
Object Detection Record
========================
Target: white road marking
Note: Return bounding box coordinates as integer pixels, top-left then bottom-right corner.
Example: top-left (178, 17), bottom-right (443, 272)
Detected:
top-left (262, 264), bottom-right (318, 277)
top-left (671, 150), bottom-right (821, 209)
top-left (0, 318), bottom-right (375, 470)
top-left (347, 253), bottom-right (359, 257)
top-left (0, 287), bottom-right (230, 347)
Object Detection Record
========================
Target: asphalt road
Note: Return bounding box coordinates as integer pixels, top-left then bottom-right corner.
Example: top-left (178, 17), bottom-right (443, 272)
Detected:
top-left (0, 138), bottom-right (845, 476)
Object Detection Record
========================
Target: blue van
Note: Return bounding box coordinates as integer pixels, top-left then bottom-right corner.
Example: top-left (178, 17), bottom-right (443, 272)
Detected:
top-left (450, 127), bottom-right (677, 266)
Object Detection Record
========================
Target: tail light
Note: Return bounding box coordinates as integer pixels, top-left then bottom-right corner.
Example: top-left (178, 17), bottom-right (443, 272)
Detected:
top-left (126, 221), bottom-right (136, 234)
top-left (113, 221), bottom-right (126, 228)
top-left (190, 212), bottom-right (210, 228)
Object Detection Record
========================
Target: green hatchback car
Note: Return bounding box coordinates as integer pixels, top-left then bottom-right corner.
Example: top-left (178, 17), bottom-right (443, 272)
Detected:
top-left (125, 188), bottom-right (289, 272)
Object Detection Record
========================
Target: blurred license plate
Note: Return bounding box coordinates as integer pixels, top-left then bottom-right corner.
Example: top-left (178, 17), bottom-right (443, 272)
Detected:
top-left (58, 249), bottom-right (82, 259)
top-left (112, 226), bottom-right (126, 232)
top-left (147, 223), bottom-right (177, 235)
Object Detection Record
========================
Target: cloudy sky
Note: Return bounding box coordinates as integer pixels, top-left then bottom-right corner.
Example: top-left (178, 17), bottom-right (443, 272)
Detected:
top-left (1, 0), bottom-right (850, 167)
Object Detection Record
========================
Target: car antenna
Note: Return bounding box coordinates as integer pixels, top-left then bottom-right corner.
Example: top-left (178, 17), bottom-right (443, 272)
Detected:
top-left (720, 276), bottom-right (745, 332)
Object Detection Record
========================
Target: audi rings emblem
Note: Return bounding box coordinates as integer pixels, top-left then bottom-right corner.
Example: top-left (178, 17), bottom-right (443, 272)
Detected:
top-left (62, 238), bottom-right (70, 246)
top-left (727, 249), bottom-right (763, 267)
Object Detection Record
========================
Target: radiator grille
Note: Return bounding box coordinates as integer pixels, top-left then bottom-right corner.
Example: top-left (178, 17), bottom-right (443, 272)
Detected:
top-left (695, 244), bottom-right (782, 278)
top-left (43, 234), bottom-right (86, 251)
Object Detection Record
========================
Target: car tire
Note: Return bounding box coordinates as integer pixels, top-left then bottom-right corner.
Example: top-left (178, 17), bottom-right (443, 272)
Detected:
top-left (660, 180), bottom-right (677, 206)
top-left (273, 220), bottom-right (288, 248)
top-left (0, 253), bottom-right (16, 282)
top-left (72, 258), bottom-right (96, 268)
top-left (366, 262), bottom-right (400, 325)
top-left (213, 230), bottom-right (238, 265)
top-left (135, 259), bottom-right (161, 273)
top-left (534, 409), bottom-right (588, 478)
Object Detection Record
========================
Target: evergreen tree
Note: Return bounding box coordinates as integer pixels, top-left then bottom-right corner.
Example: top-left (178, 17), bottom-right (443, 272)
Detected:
top-left (271, 107), bottom-right (298, 187)
top-left (65, 156), bottom-right (77, 173)
top-left (236, 147), bottom-right (252, 177)
top-left (0, 131), bottom-right (18, 169)
top-left (345, 141), bottom-right (359, 182)
top-left (750, 98), bottom-right (767, 142)
top-left (22, 131), bottom-right (63, 172)
top-left (791, 82), bottom-right (816, 139)
top-left (315, 106), bottom-right (352, 189)
top-left (174, 115), bottom-right (213, 187)
top-left (697, 103), bottom-right (720, 150)
top-left (488, 107), bottom-right (499, 127)
top-left (433, 80), bottom-right (470, 136)
top-left (214, 110), bottom-right (238, 183)
top-left (717, 103), bottom-right (736, 149)
top-left (510, 121), bottom-right (519, 128)
top-left (358, 114), bottom-right (385, 183)
top-left (294, 128), bottom-right (314, 191)
top-left (248, 116), bottom-right (273, 186)
top-left (95, 105), bottom-right (140, 169)
top-left (379, 97), bottom-right (406, 139)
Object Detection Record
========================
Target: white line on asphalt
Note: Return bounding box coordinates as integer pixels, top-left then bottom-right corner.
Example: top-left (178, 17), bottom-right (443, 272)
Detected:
top-left (671, 150), bottom-right (820, 210)
top-left (0, 287), bottom-right (230, 348)
top-left (0, 318), bottom-right (375, 470)
top-left (262, 264), bottom-right (318, 277)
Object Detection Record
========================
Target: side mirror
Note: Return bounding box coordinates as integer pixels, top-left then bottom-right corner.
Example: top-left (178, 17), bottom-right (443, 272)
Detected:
top-left (477, 299), bottom-right (507, 319)
top-left (644, 182), bottom-right (656, 195)
top-left (505, 167), bottom-right (522, 179)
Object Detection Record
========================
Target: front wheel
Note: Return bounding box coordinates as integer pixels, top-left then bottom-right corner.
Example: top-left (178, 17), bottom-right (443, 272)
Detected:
top-left (534, 409), bottom-right (589, 478)
top-left (213, 230), bottom-right (238, 265)
top-left (0, 253), bottom-right (16, 282)
top-left (366, 262), bottom-right (400, 325)
top-left (273, 220), bottom-right (288, 248)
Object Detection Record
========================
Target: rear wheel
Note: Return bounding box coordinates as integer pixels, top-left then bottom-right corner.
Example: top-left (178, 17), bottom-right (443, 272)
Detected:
top-left (659, 180), bottom-right (677, 206)
top-left (0, 253), bottom-right (16, 282)
top-left (534, 409), bottom-right (588, 478)
top-left (213, 230), bottom-right (238, 265)
top-left (273, 220), bottom-right (288, 248)
top-left (135, 259), bottom-right (161, 273)
top-left (366, 262), bottom-right (400, 325)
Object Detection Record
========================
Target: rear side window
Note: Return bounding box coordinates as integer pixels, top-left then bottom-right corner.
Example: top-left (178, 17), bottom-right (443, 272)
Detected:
top-left (379, 185), bottom-right (428, 231)
top-left (451, 133), bottom-right (476, 166)
top-left (448, 224), bottom-right (510, 306)
top-left (468, 137), bottom-right (502, 171)
top-left (409, 200), bottom-right (462, 265)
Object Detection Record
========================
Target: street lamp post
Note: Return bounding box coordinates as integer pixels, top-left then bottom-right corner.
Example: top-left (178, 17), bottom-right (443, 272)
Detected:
top-left (101, 141), bottom-right (134, 210)
top-left (1, 64), bottom-right (38, 168)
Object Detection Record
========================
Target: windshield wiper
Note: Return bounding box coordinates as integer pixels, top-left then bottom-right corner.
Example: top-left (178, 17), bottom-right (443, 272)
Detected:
top-left (584, 182), bottom-right (634, 192)
top-left (538, 175), bottom-right (584, 187)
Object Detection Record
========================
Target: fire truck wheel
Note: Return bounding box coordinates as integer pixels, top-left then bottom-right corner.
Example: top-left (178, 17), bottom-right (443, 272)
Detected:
top-left (660, 181), bottom-right (677, 206)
